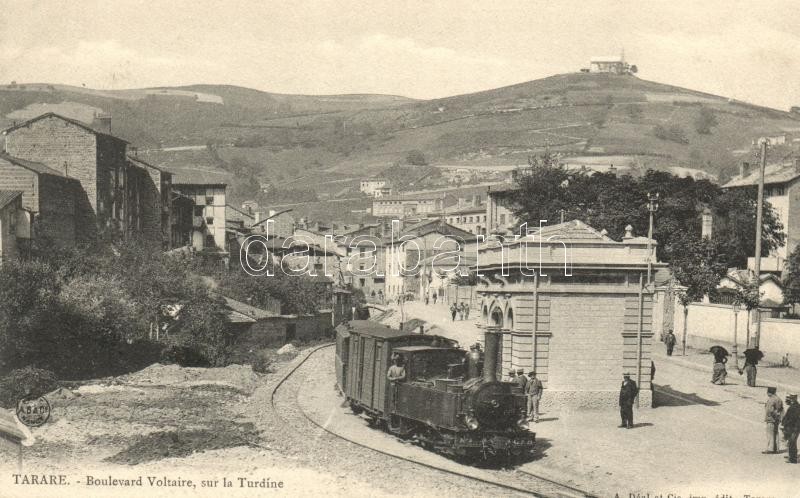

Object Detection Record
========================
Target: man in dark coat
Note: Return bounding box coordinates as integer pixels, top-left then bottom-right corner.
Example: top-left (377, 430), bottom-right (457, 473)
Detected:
top-left (764, 386), bottom-right (784, 454)
top-left (782, 394), bottom-right (799, 464)
top-left (664, 330), bottom-right (676, 356)
top-left (618, 373), bottom-right (639, 429)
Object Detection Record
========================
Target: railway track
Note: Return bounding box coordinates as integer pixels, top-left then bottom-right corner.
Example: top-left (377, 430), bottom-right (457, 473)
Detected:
top-left (268, 343), bottom-right (596, 498)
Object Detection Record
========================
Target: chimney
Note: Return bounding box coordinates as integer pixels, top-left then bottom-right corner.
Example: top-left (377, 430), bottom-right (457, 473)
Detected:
top-left (254, 211), bottom-right (261, 224)
top-left (94, 113), bottom-right (112, 134)
top-left (623, 224), bottom-right (634, 239)
top-left (740, 161), bottom-right (750, 178)
top-left (483, 326), bottom-right (501, 383)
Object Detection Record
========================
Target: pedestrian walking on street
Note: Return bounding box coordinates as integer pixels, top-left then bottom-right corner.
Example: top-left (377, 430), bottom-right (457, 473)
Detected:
top-left (711, 357), bottom-right (728, 385)
top-left (782, 394), bottom-right (800, 464)
top-left (664, 330), bottom-right (676, 356)
top-left (526, 371), bottom-right (544, 422)
top-left (457, 304), bottom-right (464, 321)
top-left (764, 386), bottom-right (784, 454)
top-left (463, 302), bottom-right (470, 320)
top-left (424, 294), bottom-right (429, 305)
top-left (450, 303), bottom-right (457, 321)
top-left (432, 293), bottom-right (437, 305)
top-left (618, 373), bottom-right (638, 429)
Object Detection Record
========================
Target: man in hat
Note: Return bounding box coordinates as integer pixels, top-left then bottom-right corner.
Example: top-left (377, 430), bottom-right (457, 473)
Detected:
top-left (764, 387), bottom-right (784, 454)
top-left (782, 394), bottom-right (799, 464)
top-left (619, 373), bottom-right (639, 429)
top-left (664, 330), bottom-right (677, 356)
top-left (743, 352), bottom-right (759, 387)
top-left (515, 368), bottom-right (527, 391)
top-left (504, 369), bottom-right (516, 383)
top-left (526, 371), bottom-right (544, 422)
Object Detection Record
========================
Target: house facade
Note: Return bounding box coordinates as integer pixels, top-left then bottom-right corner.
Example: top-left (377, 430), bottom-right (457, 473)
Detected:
top-left (172, 183), bottom-right (227, 252)
top-left (0, 191), bottom-right (24, 263)
top-left (476, 220), bottom-right (661, 409)
top-left (0, 153), bottom-right (80, 247)
top-left (486, 184), bottom-right (520, 235)
top-left (373, 194), bottom-right (445, 218)
top-left (360, 178), bottom-right (387, 196)
top-left (722, 158), bottom-right (800, 274)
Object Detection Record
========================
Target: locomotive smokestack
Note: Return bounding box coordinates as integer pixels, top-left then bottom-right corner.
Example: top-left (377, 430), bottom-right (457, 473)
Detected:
top-left (483, 326), bottom-right (501, 383)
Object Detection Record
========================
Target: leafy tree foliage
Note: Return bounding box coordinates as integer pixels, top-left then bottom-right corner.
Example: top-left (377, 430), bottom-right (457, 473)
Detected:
top-left (783, 244), bottom-right (800, 306)
top-left (218, 265), bottom-right (329, 315)
top-left (507, 154), bottom-right (784, 269)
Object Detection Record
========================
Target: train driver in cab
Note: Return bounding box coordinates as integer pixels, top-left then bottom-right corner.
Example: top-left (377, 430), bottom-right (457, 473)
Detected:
top-left (388, 353), bottom-right (407, 383)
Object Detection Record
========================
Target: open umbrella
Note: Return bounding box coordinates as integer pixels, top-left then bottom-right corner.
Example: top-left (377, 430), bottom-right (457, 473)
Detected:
top-left (743, 348), bottom-right (764, 364)
top-left (709, 345), bottom-right (729, 357)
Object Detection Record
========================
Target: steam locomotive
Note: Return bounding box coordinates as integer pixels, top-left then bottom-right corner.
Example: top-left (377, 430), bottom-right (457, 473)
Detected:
top-left (335, 321), bottom-right (535, 459)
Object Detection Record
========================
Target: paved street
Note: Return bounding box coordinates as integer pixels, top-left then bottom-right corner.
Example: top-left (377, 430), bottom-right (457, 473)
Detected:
top-left (386, 301), bottom-right (800, 497)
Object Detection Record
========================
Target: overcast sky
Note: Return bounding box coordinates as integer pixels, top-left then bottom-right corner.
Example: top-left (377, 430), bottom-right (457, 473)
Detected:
top-left (1, 1), bottom-right (798, 109)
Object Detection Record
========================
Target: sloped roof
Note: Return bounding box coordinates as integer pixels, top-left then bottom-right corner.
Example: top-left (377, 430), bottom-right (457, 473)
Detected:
top-left (220, 295), bottom-right (278, 320)
top-left (3, 112), bottom-right (128, 143)
top-left (0, 190), bottom-right (22, 209)
top-left (226, 204), bottom-right (255, 224)
top-left (0, 152), bottom-right (66, 177)
top-left (399, 219), bottom-right (475, 240)
top-left (127, 155), bottom-right (173, 175)
top-left (723, 269), bottom-right (783, 287)
top-left (723, 162), bottom-right (800, 188)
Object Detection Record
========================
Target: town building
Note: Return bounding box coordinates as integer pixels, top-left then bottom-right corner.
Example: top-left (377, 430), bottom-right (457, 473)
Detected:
top-left (126, 155), bottom-right (175, 248)
top-left (372, 193), bottom-right (445, 218)
top-left (486, 184), bottom-right (520, 235)
top-left (384, 219), bottom-right (474, 301)
top-left (722, 158), bottom-right (800, 274)
top-left (476, 220), bottom-right (662, 409)
top-left (337, 234), bottom-right (386, 300)
top-left (0, 190), bottom-right (25, 263)
top-left (0, 153), bottom-right (81, 248)
top-left (441, 196), bottom-right (487, 235)
top-left (172, 182), bottom-right (227, 252)
top-left (2, 113), bottom-right (132, 241)
top-left (360, 178), bottom-right (387, 196)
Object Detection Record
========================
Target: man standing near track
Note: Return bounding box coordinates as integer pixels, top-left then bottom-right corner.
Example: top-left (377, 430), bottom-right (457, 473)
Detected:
top-left (783, 394), bottom-right (799, 464)
top-left (526, 371), bottom-right (544, 422)
top-left (764, 386), bottom-right (784, 454)
top-left (619, 373), bottom-right (638, 429)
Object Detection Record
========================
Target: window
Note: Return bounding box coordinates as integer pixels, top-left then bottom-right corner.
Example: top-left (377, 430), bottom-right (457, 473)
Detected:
top-left (194, 206), bottom-right (203, 216)
top-left (205, 234), bottom-right (215, 247)
top-left (206, 196), bottom-right (214, 205)
top-left (206, 217), bottom-right (214, 225)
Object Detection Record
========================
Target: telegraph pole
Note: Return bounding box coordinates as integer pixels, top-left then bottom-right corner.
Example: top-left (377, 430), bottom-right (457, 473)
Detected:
top-left (752, 139), bottom-right (768, 349)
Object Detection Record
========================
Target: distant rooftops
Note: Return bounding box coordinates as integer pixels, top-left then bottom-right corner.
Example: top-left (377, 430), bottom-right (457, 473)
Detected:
top-left (723, 159), bottom-right (800, 188)
top-left (0, 152), bottom-right (67, 177)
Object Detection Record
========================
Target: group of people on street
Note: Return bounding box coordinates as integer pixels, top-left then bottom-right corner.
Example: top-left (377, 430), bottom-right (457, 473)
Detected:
top-left (423, 292), bottom-right (438, 305)
top-left (449, 302), bottom-right (470, 321)
top-left (504, 368), bottom-right (544, 422)
top-left (763, 387), bottom-right (800, 464)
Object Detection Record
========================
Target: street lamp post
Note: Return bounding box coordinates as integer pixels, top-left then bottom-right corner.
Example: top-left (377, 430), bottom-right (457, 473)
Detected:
top-left (646, 192), bottom-right (660, 286)
top-left (732, 302), bottom-right (740, 370)
top-left (752, 138), bottom-right (768, 349)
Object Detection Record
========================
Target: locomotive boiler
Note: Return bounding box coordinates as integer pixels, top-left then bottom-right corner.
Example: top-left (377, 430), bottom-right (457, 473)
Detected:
top-left (335, 321), bottom-right (535, 459)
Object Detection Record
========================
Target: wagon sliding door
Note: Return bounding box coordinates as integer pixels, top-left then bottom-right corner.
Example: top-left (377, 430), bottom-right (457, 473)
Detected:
top-left (361, 337), bottom-right (376, 407)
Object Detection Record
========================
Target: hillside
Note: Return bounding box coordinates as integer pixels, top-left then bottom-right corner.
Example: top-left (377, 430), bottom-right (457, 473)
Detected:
top-left (3, 73), bottom-right (800, 213)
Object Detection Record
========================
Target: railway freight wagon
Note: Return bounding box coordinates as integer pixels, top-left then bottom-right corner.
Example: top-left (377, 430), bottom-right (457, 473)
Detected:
top-left (335, 321), bottom-right (535, 459)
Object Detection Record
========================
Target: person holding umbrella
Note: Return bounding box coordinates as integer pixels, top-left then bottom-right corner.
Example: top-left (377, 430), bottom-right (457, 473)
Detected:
top-left (741, 347), bottom-right (764, 387)
top-left (710, 346), bottom-right (729, 385)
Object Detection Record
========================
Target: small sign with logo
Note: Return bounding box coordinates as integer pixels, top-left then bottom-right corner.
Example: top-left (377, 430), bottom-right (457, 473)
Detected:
top-left (16, 397), bottom-right (51, 427)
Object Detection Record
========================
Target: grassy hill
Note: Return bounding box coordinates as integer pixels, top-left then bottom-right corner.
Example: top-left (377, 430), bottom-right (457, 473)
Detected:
top-left (3, 73), bottom-right (800, 214)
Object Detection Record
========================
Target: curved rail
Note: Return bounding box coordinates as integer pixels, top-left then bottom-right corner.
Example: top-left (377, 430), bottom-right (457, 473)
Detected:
top-left (269, 343), bottom-right (594, 498)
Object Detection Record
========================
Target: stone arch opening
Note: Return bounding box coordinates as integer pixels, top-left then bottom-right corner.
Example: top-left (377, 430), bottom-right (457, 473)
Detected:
top-left (490, 307), bottom-right (503, 327)
top-left (506, 307), bottom-right (514, 330)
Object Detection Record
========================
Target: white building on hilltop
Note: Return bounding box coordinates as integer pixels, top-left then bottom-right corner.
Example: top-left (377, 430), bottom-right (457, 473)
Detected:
top-left (589, 55), bottom-right (635, 75)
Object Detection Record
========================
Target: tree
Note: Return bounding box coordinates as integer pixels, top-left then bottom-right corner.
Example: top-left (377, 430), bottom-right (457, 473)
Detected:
top-left (783, 244), bottom-right (800, 307)
top-left (694, 107), bottom-right (718, 135)
top-left (733, 278), bottom-right (762, 350)
top-left (669, 232), bottom-right (727, 355)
